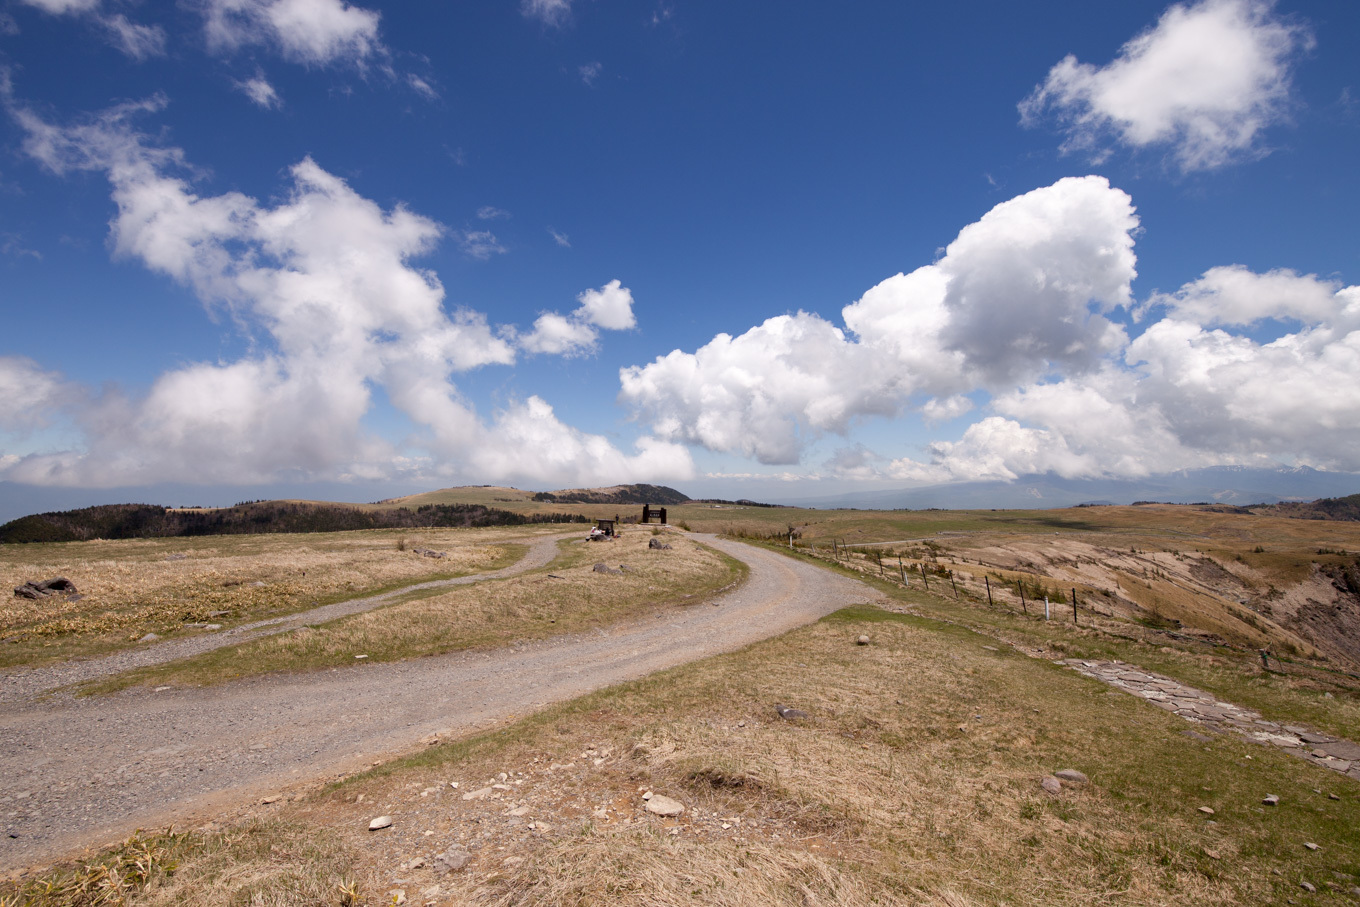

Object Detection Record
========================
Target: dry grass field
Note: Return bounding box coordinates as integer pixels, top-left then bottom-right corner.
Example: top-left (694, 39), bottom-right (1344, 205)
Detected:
top-left (12, 589), bottom-right (1357, 906)
top-left (0, 527), bottom-right (540, 670)
top-left (5, 494), bottom-right (1360, 906)
top-left (83, 528), bottom-right (745, 693)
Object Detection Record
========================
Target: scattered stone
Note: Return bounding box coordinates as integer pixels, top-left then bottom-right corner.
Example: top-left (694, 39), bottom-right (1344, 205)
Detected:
top-left (1198, 806), bottom-right (1215, 815)
top-left (433, 846), bottom-right (470, 874)
top-left (138, 633), bottom-right (160, 643)
top-left (462, 787), bottom-right (493, 801)
top-left (507, 805), bottom-right (531, 817)
top-left (1328, 793), bottom-right (1340, 801)
top-left (856, 635), bottom-right (870, 646)
top-left (1301, 882), bottom-right (1316, 893)
top-left (260, 795), bottom-right (281, 805)
top-left (592, 563), bottom-right (622, 575)
top-left (13, 577), bottom-right (79, 600)
top-left (1203, 848), bottom-right (1221, 860)
top-left (1040, 776), bottom-right (1062, 796)
top-left (368, 816), bottom-right (393, 831)
top-left (1304, 842), bottom-right (1319, 851)
top-left (1263, 794), bottom-right (1280, 806)
top-left (1054, 769), bottom-right (1088, 784)
top-left (774, 704), bottom-right (809, 720)
top-left (645, 795), bottom-right (685, 817)
top-left (648, 537), bottom-right (672, 550)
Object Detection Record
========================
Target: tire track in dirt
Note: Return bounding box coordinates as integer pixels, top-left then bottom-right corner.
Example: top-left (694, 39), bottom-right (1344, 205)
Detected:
top-left (0, 536), bottom-right (881, 873)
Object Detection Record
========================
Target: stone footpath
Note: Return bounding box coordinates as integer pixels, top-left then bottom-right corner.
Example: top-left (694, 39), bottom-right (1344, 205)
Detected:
top-left (1061, 659), bottom-right (1360, 782)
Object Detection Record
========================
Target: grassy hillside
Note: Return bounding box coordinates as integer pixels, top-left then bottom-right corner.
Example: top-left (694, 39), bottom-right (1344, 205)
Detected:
top-left (0, 501), bottom-right (587, 544)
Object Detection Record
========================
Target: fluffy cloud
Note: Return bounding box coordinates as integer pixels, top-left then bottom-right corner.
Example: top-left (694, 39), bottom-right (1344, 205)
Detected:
top-left (200, 0), bottom-right (383, 66)
top-left (520, 280), bottom-right (638, 357)
top-left (2, 98), bottom-right (691, 488)
top-left (621, 176), bottom-right (1360, 483)
top-left (622, 176), bottom-right (1139, 463)
top-left (1021, 0), bottom-right (1311, 171)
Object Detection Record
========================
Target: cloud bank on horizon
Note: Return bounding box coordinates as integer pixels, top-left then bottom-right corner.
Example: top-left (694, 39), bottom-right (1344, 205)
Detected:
top-left (1, 0), bottom-right (1356, 496)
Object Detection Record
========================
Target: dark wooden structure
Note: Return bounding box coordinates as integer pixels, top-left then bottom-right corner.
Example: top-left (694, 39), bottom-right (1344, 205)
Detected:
top-left (640, 504), bottom-right (668, 525)
top-left (594, 517), bottom-right (618, 537)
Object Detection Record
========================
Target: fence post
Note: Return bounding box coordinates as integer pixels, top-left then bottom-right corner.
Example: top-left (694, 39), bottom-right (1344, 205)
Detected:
top-left (1072, 587), bottom-right (1078, 624)
top-left (1019, 584), bottom-right (1027, 616)
top-left (949, 572), bottom-right (958, 599)
top-left (985, 576), bottom-right (994, 608)
top-left (919, 563), bottom-right (930, 591)
top-left (898, 555), bottom-right (906, 585)
top-left (1044, 596), bottom-right (1050, 621)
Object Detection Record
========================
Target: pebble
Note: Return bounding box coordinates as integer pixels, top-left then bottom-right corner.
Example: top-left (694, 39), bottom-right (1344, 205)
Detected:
top-left (856, 635), bottom-right (870, 646)
top-left (462, 787), bottom-right (493, 801)
top-left (1304, 842), bottom-right (1319, 851)
top-left (369, 815), bottom-right (393, 831)
top-left (1301, 882), bottom-right (1316, 893)
top-left (1263, 795), bottom-right (1279, 806)
top-left (645, 795), bottom-right (685, 817)
top-left (1040, 776), bottom-right (1062, 796)
top-left (1198, 806), bottom-right (1215, 815)
top-left (1054, 769), bottom-right (1088, 784)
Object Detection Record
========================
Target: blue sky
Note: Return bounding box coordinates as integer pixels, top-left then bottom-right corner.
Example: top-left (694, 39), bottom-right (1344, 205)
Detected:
top-left (2, 0), bottom-right (1359, 512)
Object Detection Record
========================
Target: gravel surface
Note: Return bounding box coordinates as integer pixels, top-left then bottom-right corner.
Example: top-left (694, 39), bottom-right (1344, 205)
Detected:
top-left (0, 532), bottom-right (572, 705)
top-left (0, 535), bottom-right (880, 873)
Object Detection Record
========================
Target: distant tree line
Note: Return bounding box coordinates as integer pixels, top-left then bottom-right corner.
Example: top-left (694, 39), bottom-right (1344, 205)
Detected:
top-left (1265, 493), bottom-right (1360, 522)
top-left (531, 483), bottom-right (691, 506)
top-left (0, 502), bottom-right (589, 544)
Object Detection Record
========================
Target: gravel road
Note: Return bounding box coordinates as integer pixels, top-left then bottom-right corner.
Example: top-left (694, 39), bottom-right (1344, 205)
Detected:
top-left (0, 532), bottom-right (572, 705)
top-left (0, 535), bottom-right (880, 873)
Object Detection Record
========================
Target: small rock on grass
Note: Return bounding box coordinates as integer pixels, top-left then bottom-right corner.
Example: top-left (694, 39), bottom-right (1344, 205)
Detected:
top-left (434, 846), bottom-right (470, 874)
top-left (1040, 776), bottom-right (1061, 795)
top-left (645, 795), bottom-right (685, 817)
top-left (856, 635), bottom-right (870, 646)
top-left (368, 815), bottom-right (393, 831)
top-left (1304, 842), bottom-right (1319, 851)
top-left (1263, 794), bottom-right (1280, 806)
top-left (1198, 806), bottom-right (1215, 815)
top-left (1301, 881), bottom-right (1317, 892)
top-left (774, 704), bottom-right (809, 720)
top-left (1054, 769), bottom-right (1088, 784)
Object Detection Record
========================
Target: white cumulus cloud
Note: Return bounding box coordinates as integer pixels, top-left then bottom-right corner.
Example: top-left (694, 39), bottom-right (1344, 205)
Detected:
top-left (1, 97), bottom-right (692, 488)
top-left (520, 280), bottom-right (638, 358)
top-left (1021, 0), bottom-right (1311, 172)
top-left (619, 175), bottom-right (1360, 484)
top-left (622, 176), bottom-right (1139, 464)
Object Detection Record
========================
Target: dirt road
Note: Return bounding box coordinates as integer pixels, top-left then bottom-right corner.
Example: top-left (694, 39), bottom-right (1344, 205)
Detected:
top-left (0, 536), bottom-right (880, 873)
top-left (0, 532), bottom-right (573, 705)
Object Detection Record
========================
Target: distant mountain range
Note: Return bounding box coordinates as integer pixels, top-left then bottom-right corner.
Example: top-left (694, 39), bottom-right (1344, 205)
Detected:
top-left (783, 466), bottom-right (1360, 511)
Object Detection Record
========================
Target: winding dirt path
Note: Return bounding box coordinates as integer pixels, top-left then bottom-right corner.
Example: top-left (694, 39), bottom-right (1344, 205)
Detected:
top-left (0, 536), bottom-right (880, 873)
top-left (0, 532), bottom-right (573, 705)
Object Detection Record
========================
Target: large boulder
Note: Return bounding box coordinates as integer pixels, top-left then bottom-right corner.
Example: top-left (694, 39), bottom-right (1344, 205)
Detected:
top-left (14, 577), bottom-right (79, 600)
